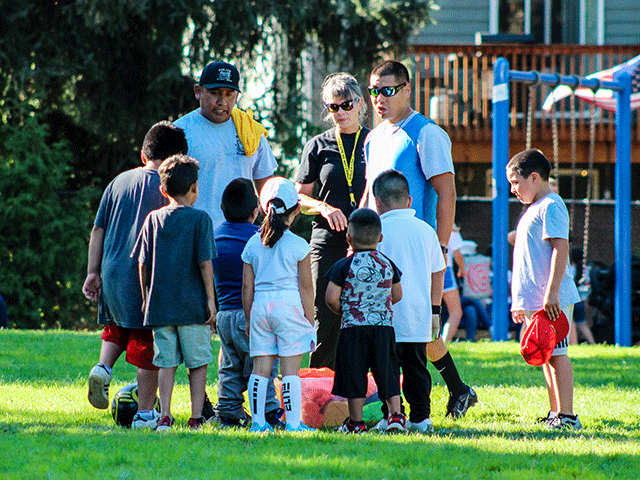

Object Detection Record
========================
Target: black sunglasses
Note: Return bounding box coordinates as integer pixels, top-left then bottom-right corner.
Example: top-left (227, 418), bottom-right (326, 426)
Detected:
top-left (326, 100), bottom-right (355, 113)
top-left (368, 82), bottom-right (408, 98)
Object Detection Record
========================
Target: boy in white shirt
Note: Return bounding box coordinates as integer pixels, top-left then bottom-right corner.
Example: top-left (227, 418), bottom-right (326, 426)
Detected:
top-left (508, 149), bottom-right (582, 430)
top-left (373, 169), bottom-right (446, 432)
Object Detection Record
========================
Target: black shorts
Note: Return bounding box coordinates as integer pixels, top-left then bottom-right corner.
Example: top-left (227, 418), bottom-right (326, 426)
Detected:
top-left (332, 325), bottom-right (401, 401)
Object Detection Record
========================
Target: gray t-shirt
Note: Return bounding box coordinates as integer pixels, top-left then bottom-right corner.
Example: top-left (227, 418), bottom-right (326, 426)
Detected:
top-left (94, 167), bottom-right (168, 328)
top-left (135, 205), bottom-right (216, 327)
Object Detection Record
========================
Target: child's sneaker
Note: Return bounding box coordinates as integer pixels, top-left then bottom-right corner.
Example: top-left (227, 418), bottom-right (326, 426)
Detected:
top-left (201, 396), bottom-right (216, 423)
top-left (446, 386), bottom-right (478, 419)
top-left (386, 413), bottom-right (407, 433)
top-left (407, 418), bottom-right (433, 434)
top-left (188, 416), bottom-right (205, 430)
top-left (336, 418), bottom-right (367, 434)
top-left (372, 418), bottom-right (388, 432)
top-left (249, 422), bottom-right (273, 433)
top-left (285, 423), bottom-right (316, 433)
top-left (131, 410), bottom-right (160, 430)
top-left (535, 411), bottom-right (557, 426)
top-left (546, 413), bottom-right (582, 431)
top-left (156, 416), bottom-right (175, 432)
top-left (87, 363), bottom-right (112, 409)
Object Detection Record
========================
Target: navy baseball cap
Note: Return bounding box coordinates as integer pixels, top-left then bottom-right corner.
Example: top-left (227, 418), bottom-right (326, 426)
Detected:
top-left (199, 61), bottom-right (241, 92)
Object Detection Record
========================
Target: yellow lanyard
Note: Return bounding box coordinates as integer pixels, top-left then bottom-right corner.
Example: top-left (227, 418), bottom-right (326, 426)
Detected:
top-left (335, 127), bottom-right (362, 207)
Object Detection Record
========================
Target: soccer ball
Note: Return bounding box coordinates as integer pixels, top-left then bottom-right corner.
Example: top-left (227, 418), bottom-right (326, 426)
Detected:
top-left (111, 383), bottom-right (160, 428)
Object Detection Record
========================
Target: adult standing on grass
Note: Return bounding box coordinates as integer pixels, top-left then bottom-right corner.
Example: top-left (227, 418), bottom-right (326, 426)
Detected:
top-left (361, 60), bottom-right (477, 419)
top-left (82, 121), bottom-right (188, 429)
top-left (174, 60), bottom-right (278, 229)
top-left (294, 73), bottom-right (369, 370)
top-left (175, 60), bottom-right (278, 417)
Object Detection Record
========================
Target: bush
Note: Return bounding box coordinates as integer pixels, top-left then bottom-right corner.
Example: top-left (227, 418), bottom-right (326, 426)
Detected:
top-left (0, 103), bottom-right (99, 329)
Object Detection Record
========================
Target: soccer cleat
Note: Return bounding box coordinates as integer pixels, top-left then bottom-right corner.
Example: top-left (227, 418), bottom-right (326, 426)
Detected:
top-left (535, 411), bottom-right (557, 425)
top-left (546, 413), bottom-right (582, 431)
top-left (88, 363), bottom-right (112, 409)
top-left (265, 408), bottom-right (285, 430)
top-left (407, 418), bottom-right (433, 434)
top-left (131, 410), bottom-right (160, 430)
top-left (285, 423), bottom-right (316, 433)
top-left (372, 418), bottom-right (388, 432)
top-left (188, 416), bottom-right (206, 430)
top-left (201, 395), bottom-right (216, 423)
top-left (336, 418), bottom-right (367, 434)
top-left (446, 386), bottom-right (478, 419)
top-left (156, 416), bottom-right (175, 432)
top-left (386, 413), bottom-right (407, 433)
top-left (249, 422), bottom-right (273, 433)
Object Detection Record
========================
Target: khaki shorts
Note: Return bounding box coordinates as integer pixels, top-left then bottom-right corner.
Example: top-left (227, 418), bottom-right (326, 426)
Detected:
top-left (152, 324), bottom-right (213, 369)
top-left (523, 304), bottom-right (574, 357)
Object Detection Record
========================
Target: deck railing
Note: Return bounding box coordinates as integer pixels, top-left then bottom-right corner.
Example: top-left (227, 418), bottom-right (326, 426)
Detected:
top-left (407, 44), bottom-right (640, 144)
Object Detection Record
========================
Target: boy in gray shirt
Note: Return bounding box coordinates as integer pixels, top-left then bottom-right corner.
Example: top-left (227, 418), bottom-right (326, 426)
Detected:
top-left (135, 154), bottom-right (216, 430)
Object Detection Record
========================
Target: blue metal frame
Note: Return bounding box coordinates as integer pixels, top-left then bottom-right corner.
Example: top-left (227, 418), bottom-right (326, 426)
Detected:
top-left (492, 57), bottom-right (632, 346)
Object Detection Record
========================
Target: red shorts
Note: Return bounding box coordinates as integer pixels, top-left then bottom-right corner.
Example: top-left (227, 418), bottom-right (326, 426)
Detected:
top-left (101, 324), bottom-right (158, 371)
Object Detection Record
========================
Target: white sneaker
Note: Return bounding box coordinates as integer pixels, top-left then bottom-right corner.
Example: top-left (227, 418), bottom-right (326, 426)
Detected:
top-left (372, 418), bottom-right (388, 432)
top-left (88, 363), bottom-right (112, 409)
top-left (407, 418), bottom-right (433, 434)
top-left (131, 410), bottom-right (160, 430)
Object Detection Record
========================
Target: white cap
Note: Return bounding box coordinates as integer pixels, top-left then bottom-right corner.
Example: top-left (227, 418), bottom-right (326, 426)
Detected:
top-left (259, 177), bottom-right (299, 214)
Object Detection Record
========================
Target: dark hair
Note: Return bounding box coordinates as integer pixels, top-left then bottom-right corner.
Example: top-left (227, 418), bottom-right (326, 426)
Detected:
top-left (348, 208), bottom-right (381, 246)
top-left (158, 154), bottom-right (199, 197)
top-left (372, 169), bottom-right (410, 206)
top-left (221, 178), bottom-right (257, 222)
top-left (142, 121), bottom-right (188, 162)
top-left (260, 199), bottom-right (298, 248)
top-left (371, 60), bottom-right (410, 84)
top-left (507, 149), bottom-right (551, 181)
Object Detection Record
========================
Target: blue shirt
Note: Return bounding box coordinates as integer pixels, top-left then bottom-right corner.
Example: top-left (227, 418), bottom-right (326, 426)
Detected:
top-left (364, 112), bottom-right (453, 227)
top-left (213, 222), bottom-right (259, 310)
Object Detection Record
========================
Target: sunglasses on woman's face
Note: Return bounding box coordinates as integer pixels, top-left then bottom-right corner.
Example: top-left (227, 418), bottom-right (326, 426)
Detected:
top-left (368, 82), bottom-right (408, 98)
top-left (326, 100), bottom-right (355, 113)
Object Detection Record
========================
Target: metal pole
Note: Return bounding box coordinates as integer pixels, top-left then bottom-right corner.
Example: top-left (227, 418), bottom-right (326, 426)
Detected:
top-left (613, 70), bottom-right (632, 346)
top-left (492, 58), bottom-right (510, 341)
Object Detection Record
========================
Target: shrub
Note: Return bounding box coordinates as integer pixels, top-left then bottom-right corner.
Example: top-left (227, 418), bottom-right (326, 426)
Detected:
top-left (0, 103), bottom-right (99, 329)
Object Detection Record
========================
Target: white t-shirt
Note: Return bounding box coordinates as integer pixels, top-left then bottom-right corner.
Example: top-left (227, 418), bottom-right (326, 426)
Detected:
top-left (378, 209), bottom-right (446, 342)
top-left (511, 193), bottom-right (580, 311)
top-left (446, 230), bottom-right (464, 267)
top-left (174, 110), bottom-right (278, 228)
top-left (241, 230), bottom-right (311, 293)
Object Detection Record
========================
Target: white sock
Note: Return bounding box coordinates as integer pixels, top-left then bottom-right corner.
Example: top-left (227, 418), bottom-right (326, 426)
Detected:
top-left (549, 411), bottom-right (558, 418)
top-left (282, 375), bottom-right (302, 429)
top-left (249, 374), bottom-right (268, 427)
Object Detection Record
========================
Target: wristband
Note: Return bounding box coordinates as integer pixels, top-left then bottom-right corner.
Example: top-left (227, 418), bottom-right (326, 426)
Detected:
top-left (432, 305), bottom-right (442, 315)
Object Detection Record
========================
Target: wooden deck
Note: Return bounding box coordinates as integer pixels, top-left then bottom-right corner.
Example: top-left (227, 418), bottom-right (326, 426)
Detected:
top-left (406, 44), bottom-right (640, 159)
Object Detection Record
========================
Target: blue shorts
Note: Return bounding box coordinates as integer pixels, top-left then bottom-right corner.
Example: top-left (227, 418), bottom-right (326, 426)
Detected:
top-left (443, 266), bottom-right (458, 293)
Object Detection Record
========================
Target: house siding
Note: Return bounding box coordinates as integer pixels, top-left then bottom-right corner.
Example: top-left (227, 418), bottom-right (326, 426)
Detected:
top-left (410, 0), bottom-right (491, 45)
top-left (605, 2), bottom-right (640, 44)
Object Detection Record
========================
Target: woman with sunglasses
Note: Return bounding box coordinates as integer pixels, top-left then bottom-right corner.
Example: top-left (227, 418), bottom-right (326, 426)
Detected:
top-left (294, 72), bottom-right (369, 370)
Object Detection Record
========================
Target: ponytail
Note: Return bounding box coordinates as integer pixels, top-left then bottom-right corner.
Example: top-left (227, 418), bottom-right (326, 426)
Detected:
top-left (260, 199), bottom-right (297, 247)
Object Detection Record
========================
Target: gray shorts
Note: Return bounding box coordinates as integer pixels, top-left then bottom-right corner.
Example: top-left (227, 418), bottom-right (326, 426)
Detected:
top-left (153, 324), bottom-right (213, 369)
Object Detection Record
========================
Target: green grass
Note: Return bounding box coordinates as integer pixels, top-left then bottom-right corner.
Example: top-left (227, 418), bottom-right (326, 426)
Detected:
top-left (1, 330), bottom-right (639, 479)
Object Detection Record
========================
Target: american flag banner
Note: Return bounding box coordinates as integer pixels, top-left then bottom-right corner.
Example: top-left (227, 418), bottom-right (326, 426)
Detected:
top-left (542, 54), bottom-right (640, 112)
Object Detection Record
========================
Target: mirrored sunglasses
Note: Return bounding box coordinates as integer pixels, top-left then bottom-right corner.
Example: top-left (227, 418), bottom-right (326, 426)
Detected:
top-left (326, 100), bottom-right (355, 113)
top-left (368, 82), bottom-right (408, 98)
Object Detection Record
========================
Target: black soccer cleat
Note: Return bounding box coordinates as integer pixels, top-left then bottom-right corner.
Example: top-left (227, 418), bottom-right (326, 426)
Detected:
top-left (446, 386), bottom-right (478, 419)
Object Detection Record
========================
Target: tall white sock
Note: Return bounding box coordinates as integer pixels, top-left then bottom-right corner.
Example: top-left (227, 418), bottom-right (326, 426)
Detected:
top-left (282, 375), bottom-right (302, 429)
top-left (249, 374), bottom-right (268, 427)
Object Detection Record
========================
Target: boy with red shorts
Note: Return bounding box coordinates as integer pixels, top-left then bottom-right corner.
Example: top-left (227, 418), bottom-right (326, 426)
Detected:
top-left (82, 121), bottom-right (188, 429)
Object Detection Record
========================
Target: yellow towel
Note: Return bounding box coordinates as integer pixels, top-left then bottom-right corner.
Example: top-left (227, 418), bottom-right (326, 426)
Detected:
top-left (231, 107), bottom-right (268, 157)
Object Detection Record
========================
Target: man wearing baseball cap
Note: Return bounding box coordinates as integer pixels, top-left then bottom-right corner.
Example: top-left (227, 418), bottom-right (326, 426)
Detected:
top-left (175, 61), bottom-right (277, 229)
